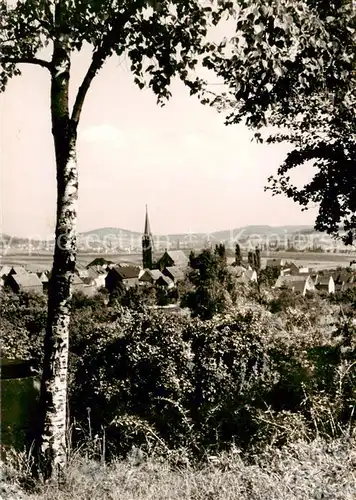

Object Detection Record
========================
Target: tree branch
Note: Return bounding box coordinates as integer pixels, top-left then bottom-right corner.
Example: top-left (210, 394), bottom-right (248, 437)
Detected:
top-left (71, 49), bottom-right (106, 125)
top-left (71, 0), bottom-right (143, 125)
top-left (0, 56), bottom-right (52, 70)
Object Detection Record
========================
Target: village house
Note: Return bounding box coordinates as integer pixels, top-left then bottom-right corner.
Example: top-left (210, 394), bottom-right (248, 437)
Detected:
top-left (76, 267), bottom-right (99, 286)
top-left (331, 271), bottom-right (346, 292)
top-left (8, 265), bottom-right (28, 276)
top-left (72, 274), bottom-right (85, 292)
top-left (228, 265), bottom-right (244, 278)
top-left (155, 250), bottom-right (189, 271)
top-left (36, 272), bottom-right (48, 283)
top-left (274, 275), bottom-right (316, 296)
top-left (236, 269), bottom-right (258, 284)
top-left (297, 265), bottom-right (310, 275)
top-left (86, 257), bottom-right (114, 269)
top-left (6, 273), bottom-right (43, 294)
top-left (156, 274), bottom-right (174, 289)
top-left (0, 265), bottom-right (12, 278)
top-left (36, 272), bottom-right (49, 293)
top-left (93, 269), bottom-right (107, 289)
top-left (239, 260), bottom-right (253, 270)
top-left (139, 269), bottom-right (163, 285)
top-left (162, 266), bottom-right (185, 284)
top-left (315, 275), bottom-right (335, 294)
top-left (280, 261), bottom-right (309, 276)
top-left (45, 270), bottom-right (84, 293)
top-left (339, 272), bottom-right (356, 291)
top-left (73, 266), bottom-right (106, 290)
top-left (86, 263), bottom-right (109, 278)
top-left (315, 270), bottom-right (355, 293)
top-left (105, 265), bottom-right (140, 293)
top-left (74, 264), bottom-right (91, 280)
top-left (266, 258), bottom-right (286, 269)
top-left (231, 260), bottom-right (252, 270)
top-left (229, 266), bottom-right (257, 283)
top-left (244, 269), bottom-right (258, 283)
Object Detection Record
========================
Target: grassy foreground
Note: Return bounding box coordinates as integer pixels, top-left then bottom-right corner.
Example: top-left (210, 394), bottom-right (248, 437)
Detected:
top-left (1, 438), bottom-right (355, 500)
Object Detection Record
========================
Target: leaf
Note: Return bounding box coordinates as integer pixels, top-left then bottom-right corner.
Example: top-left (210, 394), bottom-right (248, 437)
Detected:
top-left (274, 65), bottom-right (283, 78)
top-left (254, 23), bottom-right (264, 35)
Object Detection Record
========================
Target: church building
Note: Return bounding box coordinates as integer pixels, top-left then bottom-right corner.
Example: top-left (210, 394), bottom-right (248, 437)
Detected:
top-left (141, 207), bottom-right (188, 275)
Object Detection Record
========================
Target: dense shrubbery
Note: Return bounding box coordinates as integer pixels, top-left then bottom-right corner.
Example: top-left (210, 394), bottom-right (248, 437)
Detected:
top-left (0, 290), bottom-right (47, 366)
top-left (1, 277), bottom-right (355, 461)
top-left (68, 303), bottom-right (355, 459)
top-left (268, 288), bottom-right (306, 313)
top-left (330, 287), bottom-right (356, 309)
top-left (70, 308), bottom-right (282, 457)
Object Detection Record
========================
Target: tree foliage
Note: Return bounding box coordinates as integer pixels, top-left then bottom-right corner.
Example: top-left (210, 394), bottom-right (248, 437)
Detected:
top-left (0, 290), bottom-right (47, 365)
top-left (181, 247), bottom-right (236, 319)
top-left (0, 0), bottom-right (220, 102)
top-left (205, 0), bottom-right (356, 241)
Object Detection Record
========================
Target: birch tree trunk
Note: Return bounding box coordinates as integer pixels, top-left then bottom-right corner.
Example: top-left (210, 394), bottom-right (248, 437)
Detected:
top-left (37, 38), bottom-right (78, 479)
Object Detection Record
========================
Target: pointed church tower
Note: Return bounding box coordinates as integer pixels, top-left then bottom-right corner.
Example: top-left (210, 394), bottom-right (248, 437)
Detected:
top-left (142, 205), bottom-right (153, 269)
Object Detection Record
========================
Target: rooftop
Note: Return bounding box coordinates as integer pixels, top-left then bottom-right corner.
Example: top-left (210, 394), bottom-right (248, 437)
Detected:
top-left (164, 266), bottom-right (185, 280)
top-left (10, 273), bottom-right (43, 288)
top-left (112, 266), bottom-right (140, 279)
top-left (158, 250), bottom-right (189, 267)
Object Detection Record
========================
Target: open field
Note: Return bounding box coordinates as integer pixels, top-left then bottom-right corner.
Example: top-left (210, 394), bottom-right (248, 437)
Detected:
top-left (254, 251), bottom-right (355, 271)
top-left (1, 250), bottom-right (355, 272)
top-left (0, 252), bottom-right (143, 271)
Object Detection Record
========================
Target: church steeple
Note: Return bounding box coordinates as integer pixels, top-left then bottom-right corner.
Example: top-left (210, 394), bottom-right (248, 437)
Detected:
top-left (144, 204), bottom-right (151, 236)
top-left (142, 205), bottom-right (153, 269)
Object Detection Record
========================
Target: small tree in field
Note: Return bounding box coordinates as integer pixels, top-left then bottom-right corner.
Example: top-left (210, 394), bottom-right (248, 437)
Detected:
top-left (255, 246), bottom-right (261, 270)
top-left (0, 0), bottom-right (222, 478)
top-left (214, 242), bottom-right (227, 264)
top-left (248, 251), bottom-right (254, 269)
top-left (235, 243), bottom-right (242, 266)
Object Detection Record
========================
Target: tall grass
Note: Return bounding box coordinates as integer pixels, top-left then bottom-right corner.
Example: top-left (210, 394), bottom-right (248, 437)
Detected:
top-left (1, 437), bottom-right (355, 500)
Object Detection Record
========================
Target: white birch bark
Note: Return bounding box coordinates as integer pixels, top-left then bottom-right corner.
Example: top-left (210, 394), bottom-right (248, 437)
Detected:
top-left (38, 36), bottom-right (78, 479)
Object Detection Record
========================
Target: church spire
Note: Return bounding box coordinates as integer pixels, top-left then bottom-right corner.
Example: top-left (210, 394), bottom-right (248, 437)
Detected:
top-left (144, 204), bottom-right (151, 236)
top-left (142, 205), bottom-right (153, 270)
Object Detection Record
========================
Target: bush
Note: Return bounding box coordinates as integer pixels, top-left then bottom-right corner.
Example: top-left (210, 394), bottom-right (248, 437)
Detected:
top-left (0, 290), bottom-right (46, 366)
top-left (155, 286), bottom-right (178, 306)
top-left (69, 305), bottom-right (355, 458)
top-left (70, 308), bottom-right (194, 457)
top-left (268, 288), bottom-right (307, 313)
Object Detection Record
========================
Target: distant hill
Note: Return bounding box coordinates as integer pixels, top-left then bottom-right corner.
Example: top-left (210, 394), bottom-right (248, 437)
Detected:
top-left (1, 225), bottom-right (315, 242)
top-left (79, 224), bottom-right (314, 240)
top-left (75, 224), bottom-right (317, 251)
top-left (80, 227), bottom-right (142, 238)
top-left (1, 225), bottom-right (319, 252)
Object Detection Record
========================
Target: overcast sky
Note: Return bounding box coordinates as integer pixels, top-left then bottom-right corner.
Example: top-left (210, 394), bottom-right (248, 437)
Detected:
top-left (1, 45), bottom-right (317, 238)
